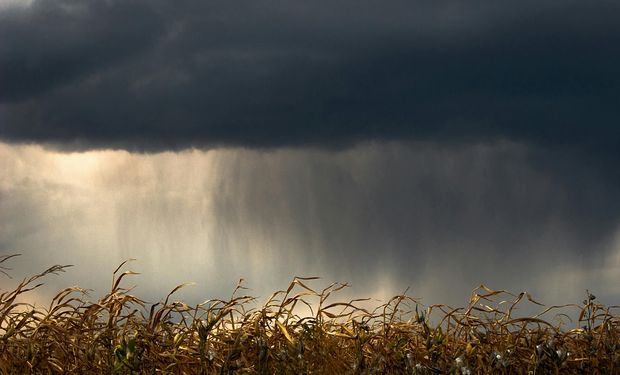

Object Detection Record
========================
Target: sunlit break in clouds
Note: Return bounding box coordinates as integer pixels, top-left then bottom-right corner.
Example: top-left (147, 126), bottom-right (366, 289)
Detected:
top-left (1, 0), bottom-right (620, 311)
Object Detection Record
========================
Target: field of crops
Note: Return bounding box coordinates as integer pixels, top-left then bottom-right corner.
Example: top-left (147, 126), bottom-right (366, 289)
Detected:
top-left (0, 254), bottom-right (618, 374)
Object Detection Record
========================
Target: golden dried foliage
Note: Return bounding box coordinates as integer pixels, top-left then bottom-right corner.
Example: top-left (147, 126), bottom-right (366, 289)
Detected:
top-left (0, 255), bottom-right (618, 374)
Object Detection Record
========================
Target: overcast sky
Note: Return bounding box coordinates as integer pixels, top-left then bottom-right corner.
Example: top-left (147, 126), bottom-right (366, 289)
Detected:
top-left (1, 0), bottom-right (619, 313)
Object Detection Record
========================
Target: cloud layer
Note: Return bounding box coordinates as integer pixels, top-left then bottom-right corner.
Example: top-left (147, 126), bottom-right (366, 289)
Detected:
top-left (1, 1), bottom-right (619, 314)
top-left (0, 0), bottom-right (619, 159)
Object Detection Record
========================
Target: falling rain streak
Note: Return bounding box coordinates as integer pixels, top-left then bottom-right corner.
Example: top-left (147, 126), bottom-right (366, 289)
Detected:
top-left (1, 141), bottom-right (619, 310)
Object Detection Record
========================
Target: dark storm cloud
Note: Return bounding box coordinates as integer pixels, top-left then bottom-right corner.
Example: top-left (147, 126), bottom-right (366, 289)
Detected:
top-left (0, 0), bottom-right (166, 102)
top-left (0, 0), bottom-right (619, 157)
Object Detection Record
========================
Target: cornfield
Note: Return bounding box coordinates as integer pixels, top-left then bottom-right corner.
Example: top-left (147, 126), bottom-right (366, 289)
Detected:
top-left (0, 254), bottom-right (618, 374)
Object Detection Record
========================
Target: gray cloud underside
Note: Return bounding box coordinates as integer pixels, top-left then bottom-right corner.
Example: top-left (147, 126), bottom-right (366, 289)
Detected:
top-left (0, 0), bottom-right (619, 160)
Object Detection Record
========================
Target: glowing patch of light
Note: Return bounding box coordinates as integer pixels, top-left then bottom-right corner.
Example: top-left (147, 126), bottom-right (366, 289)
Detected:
top-left (0, 0), bottom-right (34, 10)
